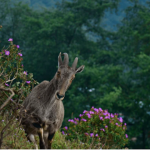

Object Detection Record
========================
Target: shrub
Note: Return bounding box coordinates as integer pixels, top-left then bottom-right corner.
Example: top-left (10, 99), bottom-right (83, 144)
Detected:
top-left (0, 37), bottom-right (39, 113)
top-left (62, 106), bottom-right (128, 149)
top-left (0, 34), bottom-right (38, 148)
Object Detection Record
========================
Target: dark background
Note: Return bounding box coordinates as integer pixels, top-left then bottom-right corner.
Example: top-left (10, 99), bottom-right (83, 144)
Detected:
top-left (0, 0), bottom-right (150, 148)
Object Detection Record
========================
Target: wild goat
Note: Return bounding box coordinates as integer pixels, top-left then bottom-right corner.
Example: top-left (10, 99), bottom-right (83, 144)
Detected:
top-left (20, 53), bottom-right (84, 149)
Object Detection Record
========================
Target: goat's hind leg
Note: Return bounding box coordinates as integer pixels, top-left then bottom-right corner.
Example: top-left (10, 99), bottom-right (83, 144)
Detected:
top-left (38, 128), bottom-right (46, 149)
top-left (43, 131), bottom-right (49, 148)
top-left (27, 134), bottom-right (38, 149)
top-left (48, 132), bottom-right (55, 149)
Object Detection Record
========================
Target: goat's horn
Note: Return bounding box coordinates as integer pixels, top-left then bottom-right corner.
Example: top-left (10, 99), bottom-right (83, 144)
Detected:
top-left (72, 57), bottom-right (78, 70)
top-left (58, 52), bottom-right (62, 67)
top-left (63, 53), bottom-right (69, 66)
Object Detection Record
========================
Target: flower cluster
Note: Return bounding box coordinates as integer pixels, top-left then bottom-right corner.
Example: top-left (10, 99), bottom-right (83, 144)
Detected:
top-left (62, 106), bottom-right (128, 148)
top-left (1, 39), bottom-right (32, 85)
top-left (4, 39), bottom-right (22, 57)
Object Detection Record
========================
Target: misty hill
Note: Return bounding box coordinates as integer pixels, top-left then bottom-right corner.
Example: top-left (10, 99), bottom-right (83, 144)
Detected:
top-left (11, 0), bottom-right (148, 31)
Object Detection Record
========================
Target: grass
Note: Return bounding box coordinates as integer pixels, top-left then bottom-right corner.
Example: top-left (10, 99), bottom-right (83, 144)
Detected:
top-left (0, 115), bottom-right (92, 149)
top-left (0, 115), bottom-right (35, 149)
top-left (0, 114), bottom-right (128, 149)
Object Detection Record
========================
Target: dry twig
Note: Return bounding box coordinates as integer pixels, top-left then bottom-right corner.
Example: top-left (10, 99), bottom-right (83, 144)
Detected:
top-left (0, 87), bottom-right (15, 111)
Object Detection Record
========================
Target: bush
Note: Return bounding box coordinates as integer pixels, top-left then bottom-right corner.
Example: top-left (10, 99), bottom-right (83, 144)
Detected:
top-left (0, 34), bottom-right (38, 148)
top-left (0, 37), bottom-right (39, 113)
top-left (62, 106), bottom-right (128, 149)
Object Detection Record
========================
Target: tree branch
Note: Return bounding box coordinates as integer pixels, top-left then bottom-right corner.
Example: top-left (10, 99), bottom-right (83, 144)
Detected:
top-left (0, 87), bottom-right (15, 111)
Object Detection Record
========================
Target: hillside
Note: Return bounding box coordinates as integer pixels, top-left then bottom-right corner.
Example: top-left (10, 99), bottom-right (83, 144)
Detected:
top-left (11, 0), bottom-right (148, 31)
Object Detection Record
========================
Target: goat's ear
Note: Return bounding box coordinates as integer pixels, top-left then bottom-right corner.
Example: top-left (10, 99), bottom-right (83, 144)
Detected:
top-left (75, 65), bottom-right (84, 73)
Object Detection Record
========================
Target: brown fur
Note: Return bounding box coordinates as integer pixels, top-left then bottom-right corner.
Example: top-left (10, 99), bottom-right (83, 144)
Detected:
top-left (20, 53), bottom-right (84, 149)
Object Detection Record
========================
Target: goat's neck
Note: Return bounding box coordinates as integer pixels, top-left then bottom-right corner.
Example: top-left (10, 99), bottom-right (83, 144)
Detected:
top-left (44, 77), bottom-right (58, 105)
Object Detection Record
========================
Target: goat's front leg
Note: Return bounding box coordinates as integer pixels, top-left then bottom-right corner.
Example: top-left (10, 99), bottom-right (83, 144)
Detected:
top-left (27, 134), bottom-right (38, 149)
top-left (48, 132), bottom-right (55, 149)
top-left (38, 128), bottom-right (46, 149)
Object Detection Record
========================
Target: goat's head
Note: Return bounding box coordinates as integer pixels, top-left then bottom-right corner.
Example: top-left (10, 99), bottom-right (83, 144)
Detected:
top-left (54, 52), bottom-right (84, 100)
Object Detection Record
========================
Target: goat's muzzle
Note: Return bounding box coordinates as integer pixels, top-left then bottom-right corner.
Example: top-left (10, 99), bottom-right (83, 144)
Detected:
top-left (56, 92), bottom-right (65, 100)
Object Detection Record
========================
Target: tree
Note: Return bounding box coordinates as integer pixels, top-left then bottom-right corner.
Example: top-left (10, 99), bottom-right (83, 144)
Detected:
top-left (0, 1), bottom-right (33, 49)
top-left (113, 1), bottom-right (150, 148)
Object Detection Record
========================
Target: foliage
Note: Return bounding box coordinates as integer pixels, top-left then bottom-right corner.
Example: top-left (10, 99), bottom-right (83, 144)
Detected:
top-left (0, 114), bottom-right (121, 149)
top-left (0, 36), bottom-right (39, 148)
top-left (0, 0), bottom-right (124, 127)
top-left (0, 38), bottom-right (38, 112)
top-left (1, 0), bottom-right (150, 148)
top-left (112, 1), bottom-right (150, 148)
top-left (62, 106), bottom-right (128, 149)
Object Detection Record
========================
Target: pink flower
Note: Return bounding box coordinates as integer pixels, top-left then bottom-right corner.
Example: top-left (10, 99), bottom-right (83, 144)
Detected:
top-left (79, 114), bottom-right (84, 117)
top-left (26, 81), bottom-right (31, 84)
top-left (94, 108), bottom-right (99, 112)
top-left (116, 123), bottom-right (118, 125)
top-left (99, 116), bottom-right (103, 120)
top-left (125, 134), bottom-right (128, 138)
top-left (87, 114), bottom-right (91, 118)
top-left (8, 38), bottom-right (13, 41)
top-left (100, 128), bottom-right (105, 132)
top-left (89, 111), bottom-right (94, 114)
top-left (111, 113), bottom-right (114, 118)
top-left (124, 123), bottom-right (127, 126)
top-left (74, 118), bottom-right (79, 121)
top-left (81, 119), bottom-right (87, 122)
top-left (68, 119), bottom-right (74, 123)
top-left (118, 117), bottom-right (123, 123)
top-left (105, 125), bottom-right (108, 128)
top-left (17, 45), bottom-right (20, 48)
top-left (5, 51), bottom-right (10, 55)
top-left (83, 110), bottom-right (87, 113)
top-left (90, 133), bottom-right (94, 137)
top-left (64, 126), bottom-right (68, 130)
top-left (74, 121), bottom-right (78, 125)
top-left (99, 108), bottom-right (103, 112)
top-left (103, 112), bottom-right (108, 115)
top-left (23, 71), bottom-right (28, 75)
top-left (105, 116), bottom-right (110, 119)
top-left (22, 64), bottom-right (24, 67)
top-left (95, 134), bottom-right (98, 137)
top-left (62, 131), bottom-right (65, 135)
top-left (5, 83), bottom-right (9, 86)
top-left (18, 53), bottom-right (22, 56)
